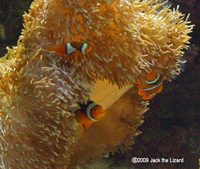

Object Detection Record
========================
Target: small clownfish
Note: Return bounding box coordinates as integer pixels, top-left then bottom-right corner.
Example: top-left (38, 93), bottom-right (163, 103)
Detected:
top-left (135, 72), bottom-right (166, 100)
top-left (75, 101), bottom-right (105, 130)
top-left (46, 42), bottom-right (92, 56)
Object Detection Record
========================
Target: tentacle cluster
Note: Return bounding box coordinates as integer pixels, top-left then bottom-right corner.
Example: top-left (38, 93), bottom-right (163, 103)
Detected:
top-left (0, 0), bottom-right (193, 168)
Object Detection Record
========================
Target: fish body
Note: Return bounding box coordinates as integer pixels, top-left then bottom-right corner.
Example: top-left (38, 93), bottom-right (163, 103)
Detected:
top-left (75, 101), bottom-right (105, 129)
top-left (46, 42), bottom-right (92, 56)
top-left (136, 72), bottom-right (166, 100)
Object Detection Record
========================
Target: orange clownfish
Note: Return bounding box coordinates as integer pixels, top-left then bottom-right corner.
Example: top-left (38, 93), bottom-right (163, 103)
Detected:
top-left (135, 72), bottom-right (166, 100)
top-left (46, 42), bottom-right (92, 56)
top-left (75, 101), bottom-right (105, 130)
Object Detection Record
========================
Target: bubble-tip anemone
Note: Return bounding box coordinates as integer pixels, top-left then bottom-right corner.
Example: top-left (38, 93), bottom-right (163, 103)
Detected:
top-left (0, 0), bottom-right (193, 168)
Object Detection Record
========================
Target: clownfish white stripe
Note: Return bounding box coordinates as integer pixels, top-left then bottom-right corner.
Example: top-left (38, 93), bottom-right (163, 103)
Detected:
top-left (146, 92), bottom-right (156, 98)
top-left (86, 102), bottom-right (99, 121)
top-left (146, 72), bottom-right (160, 85)
top-left (66, 43), bottom-right (77, 55)
top-left (139, 81), bottom-right (163, 91)
top-left (81, 43), bottom-right (88, 54)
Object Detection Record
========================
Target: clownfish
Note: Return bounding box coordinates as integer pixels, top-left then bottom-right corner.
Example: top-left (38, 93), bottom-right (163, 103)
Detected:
top-left (75, 100), bottom-right (105, 130)
top-left (46, 42), bottom-right (92, 56)
top-left (135, 72), bottom-right (166, 100)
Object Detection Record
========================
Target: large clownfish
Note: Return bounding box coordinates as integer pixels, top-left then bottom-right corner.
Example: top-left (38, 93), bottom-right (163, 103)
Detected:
top-left (135, 72), bottom-right (166, 100)
top-left (74, 100), bottom-right (105, 130)
top-left (46, 41), bottom-right (92, 56)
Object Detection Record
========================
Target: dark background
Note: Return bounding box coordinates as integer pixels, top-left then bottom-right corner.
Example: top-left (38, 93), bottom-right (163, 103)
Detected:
top-left (0, 0), bottom-right (199, 169)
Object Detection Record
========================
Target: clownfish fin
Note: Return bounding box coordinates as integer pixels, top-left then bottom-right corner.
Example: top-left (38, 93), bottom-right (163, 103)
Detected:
top-left (74, 110), bottom-right (82, 121)
top-left (142, 92), bottom-right (157, 100)
top-left (83, 123), bottom-right (91, 130)
top-left (75, 110), bottom-right (92, 130)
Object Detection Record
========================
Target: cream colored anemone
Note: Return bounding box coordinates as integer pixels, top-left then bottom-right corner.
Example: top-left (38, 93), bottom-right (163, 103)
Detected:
top-left (0, 0), bottom-right (193, 168)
